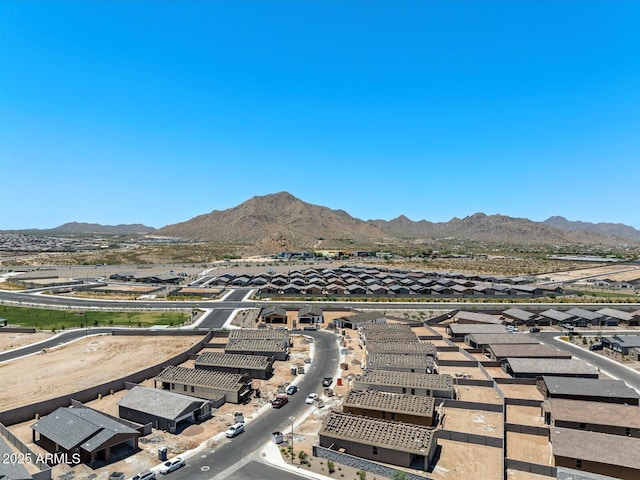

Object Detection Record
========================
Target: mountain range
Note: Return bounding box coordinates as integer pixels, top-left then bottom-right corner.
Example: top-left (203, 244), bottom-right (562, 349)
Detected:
top-left (4, 192), bottom-right (639, 248)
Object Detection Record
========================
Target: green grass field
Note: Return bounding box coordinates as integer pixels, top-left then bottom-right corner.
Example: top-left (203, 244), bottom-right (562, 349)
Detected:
top-left (0, 305), bottom-right (188, 330)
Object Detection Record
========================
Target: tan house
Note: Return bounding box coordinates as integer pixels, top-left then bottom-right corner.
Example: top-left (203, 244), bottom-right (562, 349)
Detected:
top-left (319, 411), bottom-right (437, 471)
top-left (352, 369), bottom-right (453, 398)
top-left (343, 389), bottom-right (435, 426)
top-left (154, 366), bottom-right (252, 404)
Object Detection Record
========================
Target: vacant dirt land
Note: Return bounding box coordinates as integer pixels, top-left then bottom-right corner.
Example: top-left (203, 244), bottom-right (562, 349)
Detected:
top-left (437, 350), bottom-right (474, 361)
top-left (506, 405), bottom-right (545, 426)
top-left (484, 366), bottom-right (512, 378)
top-left (497, 383), bottom-right (544, 401)
top-left (455, 385), bottom-right (503, 404)
top-left (430, 440), bottom-right (503, 480)
top-left (0, 331), bottom-right (53, 353)
top-left (441, 407), bottom-right (503, 438)
top-left (506, 432), bottom-right (552, 465)
top-left (541, 264), bottom-right (640, 283)
top-left (0, 334), bottom-right (201, 411)
top-left (507, 469), bottom-right (555, 480)
top-left (439, 365), bottom-right (488, 379)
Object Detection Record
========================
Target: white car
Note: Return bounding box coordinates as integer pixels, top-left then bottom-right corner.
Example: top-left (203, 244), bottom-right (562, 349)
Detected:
top-left (226, 423), bottom-right (245, 438)
top-left (159, 457), bottom-right (185, 474)
top-left (305, 393), bottom-right (318, 404)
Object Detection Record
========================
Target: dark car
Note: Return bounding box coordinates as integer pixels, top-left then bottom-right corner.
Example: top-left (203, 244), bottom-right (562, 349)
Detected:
top-left (285, 385), bottom-right (298, 395)
top-left (322, 377), bottom-right (333, 387)
top-left (271, 395), bottom-right (289, 408)
top-left (529, 327), bottom-right (541, 333)
top-left (589, 343), bottom-right (604, 351)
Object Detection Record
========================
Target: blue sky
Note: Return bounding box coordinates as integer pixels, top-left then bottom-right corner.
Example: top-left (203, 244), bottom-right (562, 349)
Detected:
top-left (1, 1), bottom-right (639, 230)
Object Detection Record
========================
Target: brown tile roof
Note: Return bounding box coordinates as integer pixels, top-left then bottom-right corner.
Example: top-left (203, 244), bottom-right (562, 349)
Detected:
top-left (228, 328), bottom-right (290, 340)
top-left (195, 352), bottom-right (273, 370)
top-left (355, 369), bottom-right (452, 390)
top-left (320, 411), bottom-right (435, 455)
top-left (366, 341), bottom-right (436, 355)
top-left (546, 398), bottom-right (640, 429)
top-left (551, 427), bottom-right (640, 470)
top-left (366, 353), bottom-right (435, 370)
top-left (344, 390), bottom-right (435, 417)
top-left (155, 366), bottom-right (249, 391)
top-left (225, 339), bottom-right (288, 353)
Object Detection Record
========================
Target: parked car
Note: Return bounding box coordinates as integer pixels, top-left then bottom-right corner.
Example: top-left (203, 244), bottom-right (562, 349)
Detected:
top-left (322, 377), bottom-right (333, 387)
top-left (285, 385), bottom-right (298, 395)
top-left (590, 343), bottom-right (604, 351)
top-left (271, 395), bottom-right (289, 408)
top-left (305, 393), bottom-right (318, 404)
top-left (226, 423), bottom-right (245, 438)
top-left (529, 327), bottom-right (541, 333)
top-left (562, 323), bottom-right (574, 331)
top-left (133, 470), bottom-right (156, 480)
top-left (159, 457), bottom-right (185, 474)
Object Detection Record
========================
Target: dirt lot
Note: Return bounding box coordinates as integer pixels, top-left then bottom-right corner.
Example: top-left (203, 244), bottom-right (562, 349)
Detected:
top-left (8, 334), bottom-right (314, 480)
top-left (541, 264), bottom-right (640, 283)
top-left (507, 469), bottom-right (555, 480)
top-left (454, 385), bottom-right (503, 404)
top-left (484, 366), bottom-right (512, 378)
top-left (497, 383), bottom-right (544, 401)
top-left (506, 432), bottom-right (552, 465)
top-left (506, 405), bottom-right (545, 426)
top-left (436, 350), bottom-right (474, 361)
top-left (0, 334), bottom-right (201, 411)
top-left (430, 440), bottom-right (503, 480)
top-left (441, 407), bottom-right (503, 438)
top-left (0, 331), bottom-right (53, 353)
top-left (439, 365), bottom-right (488, 379)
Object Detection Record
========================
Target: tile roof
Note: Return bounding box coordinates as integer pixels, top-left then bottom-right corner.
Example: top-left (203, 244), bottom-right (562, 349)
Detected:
top-left (195, 352), bottom-right (273, 369)
top-left (344, 389), bottom-right (435, 417)
top-left (155, 366), bottom-right (250, 390)
top-left (320, 411), bottom-right (435, 455)
top-left (546, 398), bottom-right (640, 429)
top-left (355, 369), bottom-right (452, 390)
top-left (366, 353), bottom-right (435, 370)
top-left (366, 341), bottom-right (436, 355)
top-left (551, 427), bottom-right (640, 470)
top-left (225, 339), bottom-right (288, 353)
top-left (228, 328), bottom-right (290, 340)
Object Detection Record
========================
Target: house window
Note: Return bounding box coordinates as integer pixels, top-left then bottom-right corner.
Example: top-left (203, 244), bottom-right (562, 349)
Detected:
top-left (191, 386), bottom-right (195, 393)
top-left (391, 413), bottom-right (396, 420)
top-left (381, 412), bottom-right (386, 419)
top-left (576, 459), bottom-right (582, 468)
top-left (372, 446), bottom-right (378, 455)
top-left (184, 385), bottom-right (187, 392)
top-left (402, 388), bottom-right (407, 394)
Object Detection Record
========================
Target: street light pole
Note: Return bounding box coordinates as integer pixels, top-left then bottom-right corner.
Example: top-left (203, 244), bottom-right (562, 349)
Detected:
top-left (289, 415), bottom-right (295, 464)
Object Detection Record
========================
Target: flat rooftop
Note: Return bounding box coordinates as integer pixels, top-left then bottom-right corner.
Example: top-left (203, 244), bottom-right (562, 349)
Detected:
top-left (546, 398), bottom-right (640, 429)
top-left (541, 376), bottom-right (640, 400)
top-left (507, 358), bottom-right (599, 376)
top-left (489, 344), bottom-right (571, 359)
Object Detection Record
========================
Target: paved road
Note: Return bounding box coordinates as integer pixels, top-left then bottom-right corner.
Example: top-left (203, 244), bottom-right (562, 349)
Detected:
top-left (165, 330), bottom-right (340, 480)
top-left (534, 330), bottom-right (640, 391)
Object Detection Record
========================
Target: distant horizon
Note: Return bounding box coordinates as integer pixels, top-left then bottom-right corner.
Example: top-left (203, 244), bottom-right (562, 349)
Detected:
top-left (2, 191), bottom-right (639, 232)
top-left (1, 1), bottom-right (638, 230)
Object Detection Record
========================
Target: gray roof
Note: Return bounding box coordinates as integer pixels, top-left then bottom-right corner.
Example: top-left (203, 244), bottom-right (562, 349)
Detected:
top-left (551, 427), bottom-right (640, 470)
top-left (155, 366), bottom-right (250, 390)
top-left (358, 322), bottom-right (414, 333)
top-left (298, 305), bottom-right (323, 317)
top-left (0, 435), bottom-right (32, 480)
top-left (31, 407), bottom-right (138, 452)
top-left (489, 344), bottom-right (571, 359)
top-left (340, 311), bottom-right (387, 325)
top-left (320, 411), bottom-right (435, 455)
top-left (596, 308), bottom-right (635, 322)
top-left (541, 376), bottom-right (640, 400)
top-left (506, 358), bottom-right (598, 376)
top-left (538, 309), bottom-right (574, 322)
top-left (453, 311), bottom-right (503, 324)
top-left (465, 333), bottom-right (539, 346)
top-left (556, 467), bottom-right (623, 480)
top-left (602, 335), bottom-right (640, 348)
top-left (261, 306), bottom-right (287, 317)
top-left (195, 352), bottom-right (273, 370)
top-left (448, 323), bottom-right (507, 335)
top-left (344, 390), bottom-right (435, 417)
top-left (119, 386), bottom-right (211, 420)
top-left (502, 308), bottom-right (536, 322)
top-left (565, 308), bottom-right (602, 321)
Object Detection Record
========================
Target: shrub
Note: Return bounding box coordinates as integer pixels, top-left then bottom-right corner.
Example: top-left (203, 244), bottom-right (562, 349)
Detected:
top-left (327, 460), bottom-right (335, 473)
